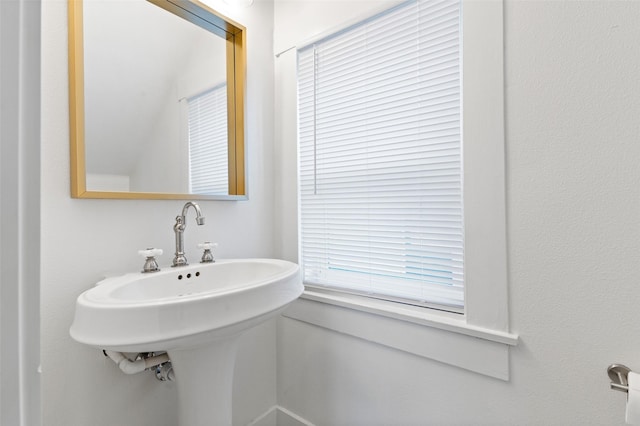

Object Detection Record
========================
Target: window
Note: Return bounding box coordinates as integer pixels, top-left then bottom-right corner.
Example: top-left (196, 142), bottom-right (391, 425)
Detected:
top-left (298, 0), bottom-right (464, 311)
top-left (284, 0), bottom-right (514, 380)
top-left (187, 84), bottom-right (228, 195)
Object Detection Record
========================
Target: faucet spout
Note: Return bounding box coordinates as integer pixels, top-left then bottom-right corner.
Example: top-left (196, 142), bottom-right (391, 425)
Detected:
top-left (172, 202), bottom-right (205, 267)
top-left (182, 201), bottom-right (205, 225)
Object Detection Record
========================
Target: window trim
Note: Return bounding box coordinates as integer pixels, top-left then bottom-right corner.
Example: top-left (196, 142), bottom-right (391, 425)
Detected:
top-left (285, 289), bottom-right (517, 380)
top-left (460, 0), bottom-right (509, 333)
top-left (277, 0), bottom-right (516, 381)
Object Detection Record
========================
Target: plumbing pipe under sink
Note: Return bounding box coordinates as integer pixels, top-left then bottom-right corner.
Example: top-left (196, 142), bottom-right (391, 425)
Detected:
top-left (104, 350), bottom-right (169, 375)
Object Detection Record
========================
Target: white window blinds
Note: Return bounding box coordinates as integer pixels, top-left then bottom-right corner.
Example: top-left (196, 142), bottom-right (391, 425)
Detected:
top-left (298, 0), bottom-right (464, 309)
top-left (188, 84), bottom-right (228, 195)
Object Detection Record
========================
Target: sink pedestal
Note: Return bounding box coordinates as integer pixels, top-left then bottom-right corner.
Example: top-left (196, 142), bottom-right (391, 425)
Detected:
top-left (168, 336), bottom-right (240, 426)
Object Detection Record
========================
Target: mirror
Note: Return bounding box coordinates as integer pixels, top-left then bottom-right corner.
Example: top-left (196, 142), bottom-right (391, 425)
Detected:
top-left (68, 0), bottom-right (246, 199)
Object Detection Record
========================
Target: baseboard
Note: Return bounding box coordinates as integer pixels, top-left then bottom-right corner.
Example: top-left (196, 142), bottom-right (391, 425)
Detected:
top-left (276, 406), bottom-right (315, 426)
top-left (248, 405), bottom-right (314, 426)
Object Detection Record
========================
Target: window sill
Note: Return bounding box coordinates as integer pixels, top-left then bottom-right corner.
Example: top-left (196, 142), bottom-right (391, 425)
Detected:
top-left (282, 288), bottom-right (518, 381)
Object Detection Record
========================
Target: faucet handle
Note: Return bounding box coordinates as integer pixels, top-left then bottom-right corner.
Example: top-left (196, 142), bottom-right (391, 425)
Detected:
top-left (138, 248), bottom-right (163, 273)
top-left (197, 242), bottom-right (217, 264)
top-left (139, 248), bottom-right (163, 257)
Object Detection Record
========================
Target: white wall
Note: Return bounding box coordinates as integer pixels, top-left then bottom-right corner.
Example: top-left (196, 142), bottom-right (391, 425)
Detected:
top-left (41, 0), bottom-right (276, 424)
top-left (274, 1), bottom-right (640, 425)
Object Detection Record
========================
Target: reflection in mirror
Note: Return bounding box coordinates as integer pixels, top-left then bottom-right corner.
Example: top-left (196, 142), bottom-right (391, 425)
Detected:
top-left (69, 0), bottom-right (246, 199)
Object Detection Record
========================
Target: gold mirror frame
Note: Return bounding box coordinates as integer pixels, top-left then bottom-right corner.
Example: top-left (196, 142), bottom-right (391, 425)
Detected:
top-left (68, 0), bottom-right (246, 200)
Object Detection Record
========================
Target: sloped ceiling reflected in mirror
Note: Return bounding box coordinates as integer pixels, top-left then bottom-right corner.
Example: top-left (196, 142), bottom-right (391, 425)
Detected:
top-left (69, 0), bottom-right (246, 200)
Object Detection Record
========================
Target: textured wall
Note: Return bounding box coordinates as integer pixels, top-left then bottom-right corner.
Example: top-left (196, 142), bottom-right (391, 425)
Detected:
top-left (274, 1), bottom-right (640, 424)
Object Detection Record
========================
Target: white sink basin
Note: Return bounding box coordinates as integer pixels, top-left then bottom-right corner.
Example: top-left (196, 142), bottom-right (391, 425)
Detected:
top-left (70, 258), bottom-right (303, 352)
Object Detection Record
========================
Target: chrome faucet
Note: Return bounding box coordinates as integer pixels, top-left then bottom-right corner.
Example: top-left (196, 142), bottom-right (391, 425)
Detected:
top-left (172, 202), bottom-right (205, 267)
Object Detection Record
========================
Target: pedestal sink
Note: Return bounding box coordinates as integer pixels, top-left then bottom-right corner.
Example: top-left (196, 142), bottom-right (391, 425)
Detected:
top-left (70, 258), bottom-right (303, 426)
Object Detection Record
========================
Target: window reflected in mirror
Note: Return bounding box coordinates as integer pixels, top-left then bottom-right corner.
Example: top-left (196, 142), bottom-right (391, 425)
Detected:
top-left (187, 83), bottom-right (229, 195)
